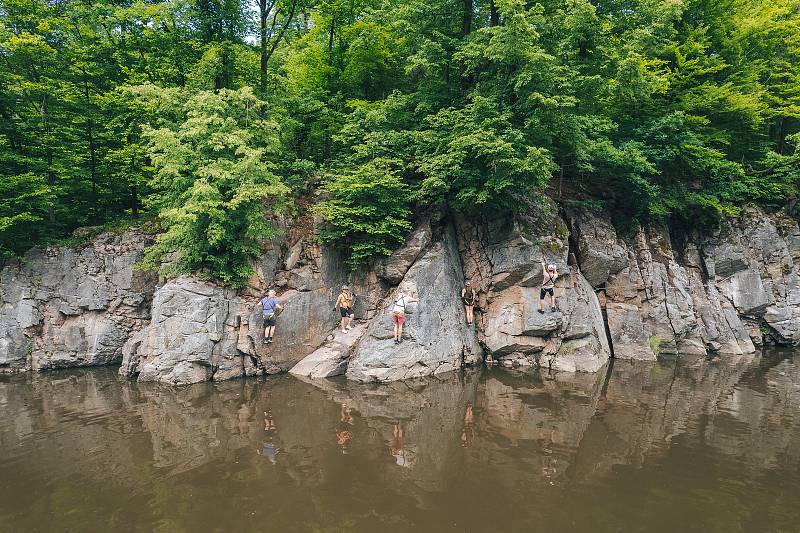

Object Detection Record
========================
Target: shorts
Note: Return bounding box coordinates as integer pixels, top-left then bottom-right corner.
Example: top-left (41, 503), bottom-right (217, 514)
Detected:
top-left (339, 307), bottom-right (354, 318)
top-left (263, 313), bottom-right (276, 327)
top-left (462, 299), bottom-right (475, 307)
top-left (392, 312), bottom-right (406, 326)
top-left (540, 287), bottom-right (554, 299)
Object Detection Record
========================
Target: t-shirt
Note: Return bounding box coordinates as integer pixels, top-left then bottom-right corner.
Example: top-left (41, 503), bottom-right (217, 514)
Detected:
top-left (542, 271), bottom-right (558, 289)
top-left (392, 296), bottom-right (408, 314)
top-left (260, 296), bottom-right (280, 316)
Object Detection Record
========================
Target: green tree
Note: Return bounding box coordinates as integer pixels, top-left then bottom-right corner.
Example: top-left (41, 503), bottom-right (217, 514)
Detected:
top-left (135, 86), bottom-right (289, 286)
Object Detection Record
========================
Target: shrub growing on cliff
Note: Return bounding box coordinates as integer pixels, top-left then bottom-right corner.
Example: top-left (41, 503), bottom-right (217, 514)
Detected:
top-left (315, 160), bottom-right (412, 269)
top-left (135, 86), bottom-right (289, 287)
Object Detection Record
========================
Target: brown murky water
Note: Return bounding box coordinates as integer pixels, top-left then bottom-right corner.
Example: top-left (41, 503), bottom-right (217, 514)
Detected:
top-left (2, 350), bottom-right (800, 533)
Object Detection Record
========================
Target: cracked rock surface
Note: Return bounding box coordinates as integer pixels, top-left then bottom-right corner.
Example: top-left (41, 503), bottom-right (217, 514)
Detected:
top-left (346, 223), bottom-right (483, 383)
top-left (0, 229), bottom-right (156, 374)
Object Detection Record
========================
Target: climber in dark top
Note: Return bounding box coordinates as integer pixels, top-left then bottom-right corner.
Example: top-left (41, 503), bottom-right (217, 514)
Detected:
top-left (461, 281), bottom-right (477, 326)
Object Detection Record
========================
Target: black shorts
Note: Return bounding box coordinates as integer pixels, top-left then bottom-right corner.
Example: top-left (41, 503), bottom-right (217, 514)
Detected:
top-left (263, 314), bottom-right (276, 326)
top-left (540, 287), bottom-right (554, 299)
top-left (339, 307), bottom-right (354, 318)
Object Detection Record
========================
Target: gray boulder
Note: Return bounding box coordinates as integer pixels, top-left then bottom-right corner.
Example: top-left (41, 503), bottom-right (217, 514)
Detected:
top-left (346, 225), bottom-right (483, 382)
top-left (290, 323), bottom-right (367, 378)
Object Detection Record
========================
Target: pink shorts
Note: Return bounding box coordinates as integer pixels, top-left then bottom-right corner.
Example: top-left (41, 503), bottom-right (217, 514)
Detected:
top-left (392, 312), bottom-right (406, 326)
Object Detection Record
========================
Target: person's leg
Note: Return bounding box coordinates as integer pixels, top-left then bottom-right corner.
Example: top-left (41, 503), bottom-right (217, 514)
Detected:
top-left (539, 289), bottom-right (545, 313)
top-left (398, 317), bottom-right (404, 342)
top-left (348, 313), bottom-right (354, 329)
top-left (267, 325), bottom-right (275, 341)
top-left (550, 289), bottom-right (556, 311)
top-left (467, 305), bottom-right (474, 324)
top-left (340, 315), bottom-right (346, 332)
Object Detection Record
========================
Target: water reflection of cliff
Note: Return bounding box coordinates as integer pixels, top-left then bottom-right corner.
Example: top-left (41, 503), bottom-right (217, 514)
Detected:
top-left (2, 351), bottom-right (800, 532)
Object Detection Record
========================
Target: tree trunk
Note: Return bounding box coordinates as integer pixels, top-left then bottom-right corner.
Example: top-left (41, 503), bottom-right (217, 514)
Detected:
top-left (489, 0), bottom-right (500, 26)
top-left (260, 0), bottom-right (268, 92)
top-left (462, 0), bottom-right (473, 35)
top-left (83, 78), bottom-right (98, 221)
top-left (42, 94), bottom-right (56, 226)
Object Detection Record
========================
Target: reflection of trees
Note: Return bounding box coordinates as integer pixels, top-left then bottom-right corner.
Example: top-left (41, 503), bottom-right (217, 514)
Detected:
top-left (3, 352), bottom-right (800, 532)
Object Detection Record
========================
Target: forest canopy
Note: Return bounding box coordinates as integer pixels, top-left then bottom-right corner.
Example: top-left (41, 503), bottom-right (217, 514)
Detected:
top-left (1, 0), bottom-right (799, 284)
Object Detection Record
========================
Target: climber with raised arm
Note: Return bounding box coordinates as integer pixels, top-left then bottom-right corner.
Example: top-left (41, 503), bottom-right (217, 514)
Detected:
top-left (461, 280), bottom-right (477, 326)
top-left (260, 289), bottom-right (284, 344)
top-left (335, 285), bottom-right (356, 333)
top-left (391, 290), bottom-right (418, 345)
top-left (538, 261), bottom-right (558, 313)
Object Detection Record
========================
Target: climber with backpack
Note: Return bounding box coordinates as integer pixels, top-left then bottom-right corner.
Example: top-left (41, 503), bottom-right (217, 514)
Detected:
top-left (335, 285), bottom-right (356, 333)
top-left (391, 291), bottom-right (418, 345)
top-left (260, 289), bottom-right (284, 344)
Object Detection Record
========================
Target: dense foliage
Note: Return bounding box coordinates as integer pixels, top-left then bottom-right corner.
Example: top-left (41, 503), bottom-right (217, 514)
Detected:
top-left (1, 0), bottom-right (799, 280)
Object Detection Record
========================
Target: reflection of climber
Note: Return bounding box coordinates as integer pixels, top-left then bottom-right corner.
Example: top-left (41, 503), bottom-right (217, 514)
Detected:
top-left (391, 291), bottom-right (418, 345)
top-left (335, 285), bottom-right (356, 333)
top-left (390, 422), bottom-right (408, 466)
top-left (256, 410), bottom-right (279, 464)
top-left (336, 403), bottom-right (354, 454)
top-left (541, 455), bottom-right (558, 485)
top-left (461, 281), bottom-right (477, 326)
top-left (260, 289), bottom-right (284, 344)
top-left (461, 402), bottom-right (475, 448)
top-left (538, 262), bottom-right (558, 314)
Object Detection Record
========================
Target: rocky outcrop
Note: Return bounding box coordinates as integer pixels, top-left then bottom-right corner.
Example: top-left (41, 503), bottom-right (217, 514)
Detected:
top-left (702, 211), bottom-right (800, 345)
top-left (457, 215), bottom-right (611, 373)
top-left (346, 224), bottom-right (483, 382)
top-left (290, 323), bottom-right (367, 379)
top-left (0, 229), bottom-right (156, 374)
top-left (4, 204), bottom-right (798, 384)
top-left (120, 234), bottom-right (349, 385)
top-left (568, 207), bottom-right (800, 362)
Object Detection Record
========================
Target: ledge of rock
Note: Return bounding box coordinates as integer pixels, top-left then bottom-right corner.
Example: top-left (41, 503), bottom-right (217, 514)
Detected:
top-left (289, 323), bottom-right (367, 379)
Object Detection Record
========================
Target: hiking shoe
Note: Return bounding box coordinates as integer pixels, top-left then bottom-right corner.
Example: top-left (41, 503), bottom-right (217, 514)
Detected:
top-left (267, 337), bottom-right (273, 344)
top-left (551, 306), bottom-right (556, 312)
top-left (538, 309), bottom-right (544, 314)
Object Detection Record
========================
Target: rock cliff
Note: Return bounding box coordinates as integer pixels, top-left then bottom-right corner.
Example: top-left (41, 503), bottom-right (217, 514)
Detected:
top-left (2, 207), bottom-right (798, 384)
top-left (0, 229), bottom-right (156, 374)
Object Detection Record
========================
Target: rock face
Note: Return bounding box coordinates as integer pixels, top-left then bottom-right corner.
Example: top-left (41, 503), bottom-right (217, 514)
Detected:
top-left (457, 215), bottom-right (611, 373)
top-left (346, 224), bottom-right (483, 382)
top-left (0, 230), bottom-right (156, 374)
top-left (4, 205), bottom-right (799, 384)
top-left (290, 323), bottom-right (367, 379)
top-left (569, 207), bottom-right (800, 362)
top-left (120, 235), bottom-right (349, 385)
top-left (702, 211), bottom-right (800, 345)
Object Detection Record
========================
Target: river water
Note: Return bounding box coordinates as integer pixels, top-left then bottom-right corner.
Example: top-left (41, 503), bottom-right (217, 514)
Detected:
top-left (1, 350), bottom-right (799, 533)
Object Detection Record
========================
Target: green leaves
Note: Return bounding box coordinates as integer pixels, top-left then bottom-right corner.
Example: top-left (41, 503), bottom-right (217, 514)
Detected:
top-left (315, 159), bottom-right (412, 269)
top-left (137, 87), bottom-right (289, 287)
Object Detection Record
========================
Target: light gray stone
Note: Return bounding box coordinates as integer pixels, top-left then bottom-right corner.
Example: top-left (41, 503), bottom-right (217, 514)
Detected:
top-left (346, 224), bottom-right (483, 383)
top-left (565, 207), bottom-right (628, 287)
top-left (290, 323), bottom-right (367, 378)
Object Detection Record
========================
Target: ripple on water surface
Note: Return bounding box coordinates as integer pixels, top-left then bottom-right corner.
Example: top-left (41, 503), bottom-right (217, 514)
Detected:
top-left (1, 350), bottom-right (800, 533)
